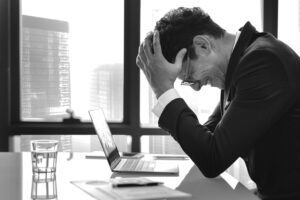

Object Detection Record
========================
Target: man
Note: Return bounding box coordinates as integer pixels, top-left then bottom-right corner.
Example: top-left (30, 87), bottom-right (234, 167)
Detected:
top-left (136, 7), bottom-right (300, 200)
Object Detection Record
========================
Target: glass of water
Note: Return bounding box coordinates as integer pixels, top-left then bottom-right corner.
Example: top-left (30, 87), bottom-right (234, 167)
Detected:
top-left (31, 140), bottom-right (59, 174)
top-left (31, 173), bottom-right (57, 200)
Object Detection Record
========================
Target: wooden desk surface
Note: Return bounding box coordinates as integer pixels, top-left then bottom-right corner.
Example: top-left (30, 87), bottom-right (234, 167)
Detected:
top-left (0, 152), bottom-right (259, 200)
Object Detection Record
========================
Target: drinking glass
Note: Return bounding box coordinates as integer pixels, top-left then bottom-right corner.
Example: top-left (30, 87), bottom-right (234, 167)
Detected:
top-left (31, 140), bottom-right (58, 174)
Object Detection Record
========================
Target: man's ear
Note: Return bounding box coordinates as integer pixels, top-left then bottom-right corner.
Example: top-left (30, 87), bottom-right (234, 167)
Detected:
top-left (193, 35), bottom-right (212, 56)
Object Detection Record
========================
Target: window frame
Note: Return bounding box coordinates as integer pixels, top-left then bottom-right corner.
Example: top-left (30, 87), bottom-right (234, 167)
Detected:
top-left (0, 0), bottom-right (278, 152)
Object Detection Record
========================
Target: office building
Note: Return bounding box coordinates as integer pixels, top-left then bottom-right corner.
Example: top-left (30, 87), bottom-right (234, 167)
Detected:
top-left (89, 64), bottom-right (123, 121)
top-left (21, 15), bottom-right (71, 121)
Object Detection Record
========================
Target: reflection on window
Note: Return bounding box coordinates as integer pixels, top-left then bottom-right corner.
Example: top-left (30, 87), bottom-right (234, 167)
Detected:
top-left (21, 0), bottom-right (124, 122)
top-left (141, 135), bottom-right (185, 154)
top-left (278, 0), bottom-right (300, 55)
top-left (17, 135), bottom-right (131, 152)
top-left (140, 0), bottom-right (262, 127)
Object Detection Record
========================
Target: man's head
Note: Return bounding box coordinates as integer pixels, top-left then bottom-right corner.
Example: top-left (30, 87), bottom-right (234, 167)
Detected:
top-left (148, 7), bottom-right (225, 63)
top-left (147, 7), bottom-right (234, 90)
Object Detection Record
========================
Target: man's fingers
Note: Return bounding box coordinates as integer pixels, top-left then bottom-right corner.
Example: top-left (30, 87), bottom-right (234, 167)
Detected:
top-left (136, 55), bottom-right (142, 68)
top-left (153, 31), bottom-right (163, 56)
top-left (138, 43), bottom-right (147, 62)
top-left (143, 39), bottom-right (153, 61)
top-left (175, 48), bottom-right (187, 65)
top-left (136, 55), bottom-right (145, 70)
top-left (136, 55), bottom-right (151, 81)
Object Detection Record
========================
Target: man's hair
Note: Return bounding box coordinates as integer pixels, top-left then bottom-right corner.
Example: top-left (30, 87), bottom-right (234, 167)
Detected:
top-left (147, 7), bottom-right (225, 63)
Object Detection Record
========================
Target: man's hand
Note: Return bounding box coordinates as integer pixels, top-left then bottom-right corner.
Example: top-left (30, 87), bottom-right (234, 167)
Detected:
top-left (136, 31), bottom-right (187, 98)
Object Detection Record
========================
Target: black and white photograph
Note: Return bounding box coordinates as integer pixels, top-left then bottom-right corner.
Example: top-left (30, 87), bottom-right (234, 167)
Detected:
top-left (0, 0), bottom-right (299, 200)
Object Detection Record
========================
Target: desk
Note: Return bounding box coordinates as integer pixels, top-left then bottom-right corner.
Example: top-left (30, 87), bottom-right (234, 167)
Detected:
top-left (0, 152), bottom-right (259, 200)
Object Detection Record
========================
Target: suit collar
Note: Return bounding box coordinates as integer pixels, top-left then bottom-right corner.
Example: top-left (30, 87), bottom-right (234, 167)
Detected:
top-left (220, 22), bottom-right (258, 114)
top-left (224, 22), bottom-right (258, 92)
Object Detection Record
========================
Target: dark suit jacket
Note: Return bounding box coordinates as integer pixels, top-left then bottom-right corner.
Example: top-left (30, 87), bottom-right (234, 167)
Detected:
top-left (159, 22), bottom-right (300, 199)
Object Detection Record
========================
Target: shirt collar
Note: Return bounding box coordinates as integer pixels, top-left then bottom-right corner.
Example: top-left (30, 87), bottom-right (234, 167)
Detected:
top-left (232, 31), bottom-right (241, 51)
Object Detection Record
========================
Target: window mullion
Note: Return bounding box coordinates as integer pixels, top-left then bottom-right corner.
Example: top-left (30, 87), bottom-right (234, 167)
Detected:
top-left (263, 0), bottom-right (278, 37)
top-left (123, 0), bottom-right (141, 152)
top-left (0, 0), bottom-right (11, 151)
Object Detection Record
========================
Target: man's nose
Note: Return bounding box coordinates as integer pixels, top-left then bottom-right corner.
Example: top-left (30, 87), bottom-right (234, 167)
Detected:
top-left (190, 81), bottom-right (202, 91)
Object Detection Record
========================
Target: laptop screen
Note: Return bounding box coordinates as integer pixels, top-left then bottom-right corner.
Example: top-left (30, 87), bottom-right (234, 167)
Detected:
top-left (89, 109), bottom-right (120, 167)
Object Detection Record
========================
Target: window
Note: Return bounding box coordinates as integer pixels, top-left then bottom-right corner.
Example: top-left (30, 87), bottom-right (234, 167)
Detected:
top-left (141, 135), bottom-right (185, 154)
top-left (278, 0), bottom-right (300, 55)
top-left (11, 0), bottom-right (264, 154)
top-left (140, 0), bottom-right (263, 127)
top-left (18, 135), bottom-right (131, 152)
top-left (21, 0), bottom-right (124, 122)
top-left (4, 0), bottom-right (276, 190)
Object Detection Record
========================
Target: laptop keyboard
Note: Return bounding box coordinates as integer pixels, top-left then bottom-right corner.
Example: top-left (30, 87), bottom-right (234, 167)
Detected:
top-left (122, 159), bottom-right (155, 171)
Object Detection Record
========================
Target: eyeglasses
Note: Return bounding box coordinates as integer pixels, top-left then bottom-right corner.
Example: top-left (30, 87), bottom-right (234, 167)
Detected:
top-left (181, 47), bottom-right (198, 86)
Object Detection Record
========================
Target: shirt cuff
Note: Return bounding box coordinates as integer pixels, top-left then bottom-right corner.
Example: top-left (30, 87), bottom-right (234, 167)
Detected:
top-left (152, 88), bottom-right (181, 118)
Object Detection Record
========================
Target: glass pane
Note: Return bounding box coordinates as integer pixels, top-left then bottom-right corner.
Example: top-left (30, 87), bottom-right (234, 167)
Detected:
top-left (21, 0), bottom-right (124, 122)
top-left (140, 0), bottom-right (262, 127)
top-left (278, 0), bottom-right (300, 55)
top-left (16, 135), bottom-right (131, 152)
top-left (140, 135), bottom-right (185, 154)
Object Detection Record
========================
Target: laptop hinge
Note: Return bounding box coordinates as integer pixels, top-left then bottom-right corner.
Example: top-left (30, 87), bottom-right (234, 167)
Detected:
top-left (111, 157), bottom-right (122, 169)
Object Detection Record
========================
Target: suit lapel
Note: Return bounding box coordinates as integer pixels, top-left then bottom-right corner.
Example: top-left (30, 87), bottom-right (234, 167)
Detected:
top-left (222, 22), bottom-right (259, 113)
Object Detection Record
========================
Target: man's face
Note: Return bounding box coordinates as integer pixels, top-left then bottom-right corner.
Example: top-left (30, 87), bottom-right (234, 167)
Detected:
top-left (179, 45), bottom-right (226, 91)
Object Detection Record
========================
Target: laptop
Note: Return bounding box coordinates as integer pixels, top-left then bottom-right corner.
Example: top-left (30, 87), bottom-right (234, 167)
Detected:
top-left (89, 109), bottom-right (179, 174)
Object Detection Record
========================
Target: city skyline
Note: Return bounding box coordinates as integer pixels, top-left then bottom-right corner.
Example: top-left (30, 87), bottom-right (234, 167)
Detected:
top-left (21, 15), bottom-right (71, 121)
